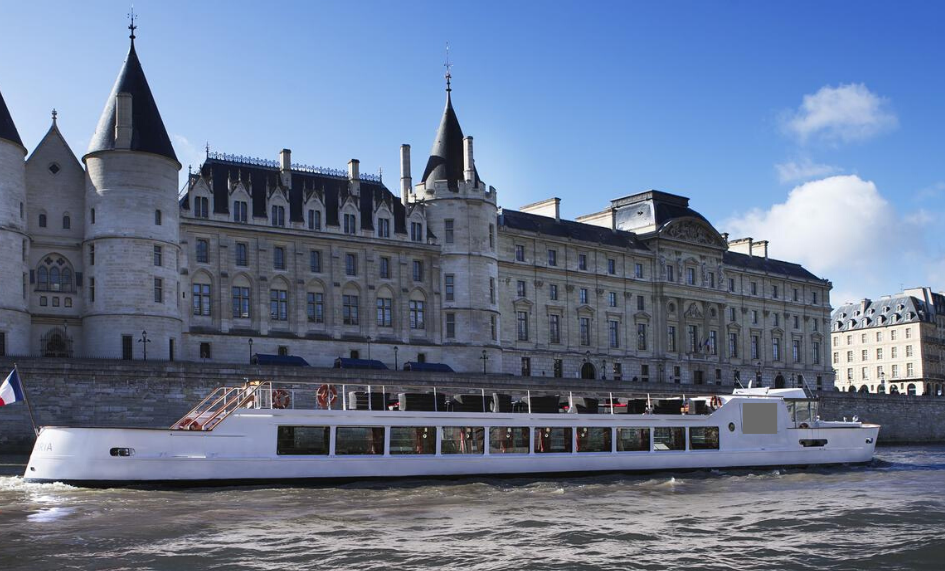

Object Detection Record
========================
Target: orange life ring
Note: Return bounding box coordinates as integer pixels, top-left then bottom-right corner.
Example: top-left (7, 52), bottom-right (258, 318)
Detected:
top-left (316, 384), bottom-right (338, 408)
top-left (798, 422), bottom-right (810, 429)
top-left (272, 389), bottom-right (291, 409)
top-left (184, 419), bottom-right (201, 431)
top-left (710, 396), bottom-right (723, 409)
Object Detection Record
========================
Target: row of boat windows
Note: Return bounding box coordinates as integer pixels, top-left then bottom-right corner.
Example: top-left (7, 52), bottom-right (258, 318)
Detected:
top-left (276, 426), bottom-right (721, 456)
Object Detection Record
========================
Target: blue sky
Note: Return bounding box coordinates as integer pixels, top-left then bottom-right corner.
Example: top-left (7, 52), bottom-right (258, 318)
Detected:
top-left (2, 1), bottom-right (943, 306)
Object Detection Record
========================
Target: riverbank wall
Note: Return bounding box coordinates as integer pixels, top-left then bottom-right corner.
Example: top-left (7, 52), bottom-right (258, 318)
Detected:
top-left (1, 358), bottom-right (941, 453)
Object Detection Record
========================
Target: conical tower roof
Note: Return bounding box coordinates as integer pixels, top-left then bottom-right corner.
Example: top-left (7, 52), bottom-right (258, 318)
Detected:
top-left (86, 39), bottom-right (177, 163)
top-left (421, 90), bottom-right (477, 191)
top-left (0, 87), bottom-right (23, 148)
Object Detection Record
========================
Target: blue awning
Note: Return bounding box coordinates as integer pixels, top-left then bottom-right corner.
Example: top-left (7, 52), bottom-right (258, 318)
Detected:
top-left (403, 361), bottom-right (454, 373)
top-left (333, 357), bottom-right (389, 370)
top-left (251, 354), bottom-right (310, 367)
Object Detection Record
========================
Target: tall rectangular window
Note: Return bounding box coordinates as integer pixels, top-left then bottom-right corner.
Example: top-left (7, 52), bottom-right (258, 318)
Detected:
top-left (379, 257), bottom-right (390, 279)
top-left (232, 286), bottom-right (250, 318)
top-left (311, 210), bottom-right (321, 231)
top-left (667, 265), bottom-right (674, 282)
top-left (729, 332), bottom-right (738, 358)
top-left (236, 243), bottom-right (248, 267)
top-left (410, 222), bottom-right (423, 242)
top-left (153, 277), bottom-right (163, 303)
top-left (580, 288), bottom-right (588, 304)
top-left (548, 249), bottom-right (557, 266)
top-left (193, 284), bottom-right (211, 316)
top-left (549, 283), bottom-right (557, 300)
top-left (489, 224), bottom-right (495, 250)
top-left (637, 295), bottom-right (645, 311)
top-left (549, 314), bottom-right (560, 344)
top-left (196, 239), bottom-right (208, 263)
top-left (581, 317), bottom-right (591, 346)
top-left (444, 219), bottom-right (454, 243)
top-left (637, 323), bottom-right (647, 350)
top-left (345, 253), bottom-right (357, 276)
top-left (579, 253), bottom-right (587, 270)
top-left (0, 332), bottom-right (5, 357)
top-left (412, 260), bottom-right (424, 281)
top-left (708, 330), bottom-right (717, 355)
top-left (793, 339), bottom-right (801, 362)
top-left (750, 281), bottom-right (757, 295)
top-left (377, 218), bottom-right (390, 238)
top-left (344, 213), bottom-right (357, 234)
top-left (271, 205), bottom-right (285, 227)
top-left (634, 263), bottom-right (643, 278)
top-left (515, 244), bottom-right (525, 261)
top-left (153, 245), bottom-right (162, 266)
top-left (310, 250), bottom-right (321, 272)
top-left (751, 335), bottom-right (759, 360)
top-left (609, 320), bottom-right (620, 348)
top-left (269, 289), bottom-right (287, 321)
top-left (343, 295), bottom-right (359, 325)
top-left (445, 274), bottom-right (455, 301)
top-left (688, 325), bottom-right (699, 353)
top-left (490, 278), bottom-right (496, 303)
top-left (772, 285), bottom-right (779, 299)
top-left (233, 201), bottom-right (247, 223)
top-left (89, 277), bottom-right (95, 302)
top-left (813, 341), bottom-right (821, 364)
top-left (307, 292), bottom-right (324, 323)
top-left (273, 246), bottom-right (286, 270)
top-left (409, 300), bottom-right (425, 329)
top-left (446, 313), bottom-right (456, 338)
top-left (608, 258), bottom-right (616, 275)
top-left (517, 311), bottom-right (529, 341)
top-left (376, 297), bottom-right (392, 327)
top-left (668, 325), bottom-right (676, 352)
top-left (773, 338), bottom-right (781, 361)
top-left (517, 280), bottom-right (526, 297)
top-left (686, 267), bottom-right (696, 285)
top-left (490, 315), bottom-right (497, 341)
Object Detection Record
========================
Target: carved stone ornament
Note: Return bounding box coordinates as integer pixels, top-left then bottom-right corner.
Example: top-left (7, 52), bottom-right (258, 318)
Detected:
top-left (684, 303), bottom-right (703, 319)
top-left (662, 220), bottom-right (726, 248)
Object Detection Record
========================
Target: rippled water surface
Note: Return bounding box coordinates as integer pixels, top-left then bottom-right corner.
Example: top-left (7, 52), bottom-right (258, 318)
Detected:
top-left (1, 446), bottom-right (944, 571)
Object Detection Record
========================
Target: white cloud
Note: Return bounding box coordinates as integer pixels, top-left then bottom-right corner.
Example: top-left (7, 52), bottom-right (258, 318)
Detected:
top-left (722, 175), bottom-right (938, 305)
top-left (172, 134), bottom-right (205, 189)
top-left (782, 83), bottom-right (897, 144)
top-left (775, 158), bottom-right (842, 184)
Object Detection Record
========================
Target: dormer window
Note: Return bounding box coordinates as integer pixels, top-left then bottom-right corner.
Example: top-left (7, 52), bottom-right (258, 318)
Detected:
top-left (271, 205), bottom-right (285, 227)
top-left (410, 222), bottom-right (423, 242)
top-left (377, 217), bottom-right (390, 238)
top-left (195, 196), bottom-right (209, 219)
top-left (344, 213), bottom-right (357, 235)
top-left (233, 201), bottom-right (248, 223)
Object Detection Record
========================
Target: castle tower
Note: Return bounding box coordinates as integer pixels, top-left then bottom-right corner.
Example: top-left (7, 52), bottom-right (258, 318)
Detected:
top-left (82, 27), bottom-right (182, 360)
top-left (0, 86), bottom-right (30, 356)
top-left (416, 76), bottom-right (500, 371)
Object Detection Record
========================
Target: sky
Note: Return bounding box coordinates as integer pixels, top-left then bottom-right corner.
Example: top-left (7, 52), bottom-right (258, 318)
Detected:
top-left (1, 1), bottom-right (943, 308)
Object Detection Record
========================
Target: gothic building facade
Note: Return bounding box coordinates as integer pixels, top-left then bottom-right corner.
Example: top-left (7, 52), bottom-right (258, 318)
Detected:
top-left (0, 32), bottom-right (835, 388)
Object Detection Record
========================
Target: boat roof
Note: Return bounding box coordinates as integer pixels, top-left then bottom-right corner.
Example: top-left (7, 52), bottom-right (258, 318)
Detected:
top-left (732, 387), bottom-right (808, 399)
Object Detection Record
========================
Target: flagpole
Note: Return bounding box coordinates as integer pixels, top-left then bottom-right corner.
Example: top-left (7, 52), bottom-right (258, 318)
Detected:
top-left (13, 364), bottom-right (40, 437)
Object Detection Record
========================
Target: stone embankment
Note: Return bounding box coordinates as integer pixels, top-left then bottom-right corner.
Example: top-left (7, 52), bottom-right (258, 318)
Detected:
top-left (0, 358), bottom-right (941, 453)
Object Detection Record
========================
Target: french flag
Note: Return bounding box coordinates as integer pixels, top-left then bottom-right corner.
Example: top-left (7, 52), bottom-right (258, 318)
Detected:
top-left (0, 369), bottom-right (25, 406)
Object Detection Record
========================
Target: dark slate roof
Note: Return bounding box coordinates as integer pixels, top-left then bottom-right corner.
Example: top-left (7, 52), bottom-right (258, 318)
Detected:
top-left (722, 251), bottom-right (822, 281)
top-left (831, 296), bottom-right (929, 332)
top-left (499, 209), bottom-right (649, 250)
top-left (653, 202), bottom-right (709, 226)
top-left (421, 91), bottom-right (479, 191)
top-left (87, 40), bottom-right (178, 163)
top-left (0, 87), bottom-right (22, 147)
top-left (192, 156), bottom-right (407, 233)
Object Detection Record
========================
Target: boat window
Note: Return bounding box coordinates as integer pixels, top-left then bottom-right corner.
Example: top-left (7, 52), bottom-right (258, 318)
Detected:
top-left (653, 427), bottom-right (686, 451)
top-left (441, 427), bottom-right (485, 454)
top-left (794, 403), bottom-right (811, 424)
top-left (535, 427), bottom-right (573, 453)
top-left (616, 428), bottom-right (650, 451)
top-left (390, 426), bottom-right (435, 455)
top-left (335, 427), bottom-right (385, 455)
top-left (799, 439), bottom-right (828, 448)
top-left (689, 427), bottom-right (720, 450)
top-left (489, 426), bottom-right (530, 454)
top-left (577, 427), bottom-right (612, 453)
top-left (277, 426), bottom-right (329, 455)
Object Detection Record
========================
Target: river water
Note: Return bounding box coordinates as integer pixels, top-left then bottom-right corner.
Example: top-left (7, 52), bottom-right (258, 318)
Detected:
top-left (1, 445), bottom-right (943, 571)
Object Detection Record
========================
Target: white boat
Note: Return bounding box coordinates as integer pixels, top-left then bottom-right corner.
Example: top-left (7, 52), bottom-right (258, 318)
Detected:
top-left (23, 380), bottom-right (879, 486)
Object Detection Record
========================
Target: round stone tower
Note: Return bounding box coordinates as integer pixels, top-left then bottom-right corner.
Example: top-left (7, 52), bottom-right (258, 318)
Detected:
top-left (82, 32), bottom-right (182, 360)
top-left (0, 87), bottom-right (30, 356)
top-left (415, 80), bottom-right (500, 372)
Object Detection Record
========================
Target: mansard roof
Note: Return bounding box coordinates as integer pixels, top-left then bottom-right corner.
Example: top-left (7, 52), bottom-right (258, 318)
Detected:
top-left (189, 154), bottom-right (407, 233)
top-left (0, 87), bottom-right (23, 147)
top-left (832, 296), bottom-right (929, 331)
top-left (722, 250), bottom-right (823, 281)
top-left (87, 40), bottom-right (178, 163)
top-left (421, 91), bottom-right (479, 190)
top-left (499, 208), bottom-right (649, 250)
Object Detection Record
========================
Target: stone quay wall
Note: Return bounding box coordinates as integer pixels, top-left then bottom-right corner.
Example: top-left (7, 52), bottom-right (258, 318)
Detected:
top-left (0, 357), bottom-right (941, 453)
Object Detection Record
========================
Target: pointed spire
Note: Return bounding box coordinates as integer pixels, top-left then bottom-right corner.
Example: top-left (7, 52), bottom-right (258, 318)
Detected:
top-left (444, 42), bottom-right (452, 93)
top-left (0, 86), bottom-right (23, 148)
top-left (85, 23), bottom-right (178, 163)
top-left (421, 68), bottom-right (477, 191)
top-left (51, 108), bottom-right (58, 126)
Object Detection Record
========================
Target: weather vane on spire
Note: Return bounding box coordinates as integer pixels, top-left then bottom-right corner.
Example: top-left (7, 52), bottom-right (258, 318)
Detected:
top-left (444, 42), bottom-right (452, 92)
top-left (128, 6), bottom-right (137, 41)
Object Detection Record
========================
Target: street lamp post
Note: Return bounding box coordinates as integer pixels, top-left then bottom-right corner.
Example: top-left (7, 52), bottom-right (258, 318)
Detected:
top-left (248, 338), bottom-right (253, 364)
top-left (480, 350), bottom-right (489, 375)
top-left (879, 371), bottom-right (885, 393)
top-left (137, 330), bottom-right (151, 361)
top-left (393, 346), bottom-right (399, 370)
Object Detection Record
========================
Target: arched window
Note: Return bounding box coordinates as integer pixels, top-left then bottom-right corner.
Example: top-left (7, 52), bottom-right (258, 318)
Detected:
top-left (62, 215), bottom-right (71, 230)
top-left (62, 268), bottom-right (73, 291)
top-left (90, 208), bottom-right (95, 224)
top-left (907, 384), bottom-right (917, 396)
top-left (39, 213), bottom-right (47, 227)
top-left (49, 267), bottom-right (60, 291)
top-left (35, 256), bottom-right (75, 293)
top-left (37, 266), bottom-right (48, 290)
top-left (155, 209), bottom-right (162, 225)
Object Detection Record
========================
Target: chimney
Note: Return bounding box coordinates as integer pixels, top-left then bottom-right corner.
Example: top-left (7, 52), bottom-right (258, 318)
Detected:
top-left (400, 144), bottom-right (412, 204)
top-left (115, 92), bottom-right (133, 149)
top-left (751, 239), bottom-right (769, 259)
top-left (279, 148), bottom-right (292, 187)
top-left (463, 136), bottom-right (475, 182)
top-left (348, 158), bottom-right (360, 198)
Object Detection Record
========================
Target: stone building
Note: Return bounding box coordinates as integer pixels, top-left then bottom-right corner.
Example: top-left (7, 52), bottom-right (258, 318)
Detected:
top-left (831, 287), bottom-right (945, 396)
top-left (0, 29), bottom-right (835, 388)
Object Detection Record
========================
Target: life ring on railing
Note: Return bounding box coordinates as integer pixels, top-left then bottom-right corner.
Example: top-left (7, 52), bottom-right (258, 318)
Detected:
top-left (272, 389), bottom-right (291, 409)
top-left (710, 396), bottom-right (723, 409)
top-left (181, 418), bottom-right (201, 431)
top-left (798, 422), bottom-right (810, 429)
top-left (316, 384), bottom-right (338, 408)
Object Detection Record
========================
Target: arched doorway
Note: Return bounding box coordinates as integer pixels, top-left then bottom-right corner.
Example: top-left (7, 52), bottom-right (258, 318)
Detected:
top-left (774, 374), bottom-right (785, 389)
top-left (859, 385), bottom-right (869, 394)
top-left (41, 327), bottom-right (71, 358)
top-left (907, 384), bottom-right (917, 396)
top-left (877, 384), bottom-right (886, 394)
top-left (890, 385), bottom-right (900, 395)
top-left (581, 362), bottom-right (596, 380)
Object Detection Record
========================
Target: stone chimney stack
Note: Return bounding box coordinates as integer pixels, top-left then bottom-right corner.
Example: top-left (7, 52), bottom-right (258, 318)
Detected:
top-left (115, 92), bottom-right (133, 149)
top-left (400, 144), bottom-right (412, 204)
top-left (751, 239), bottom-right (769, 259)
top-left (463, 136), bottom-right (475, 182)
top-left (279, 148), bottom-right (292, 187)
top-left (348, 158), bottom-right (360, 197)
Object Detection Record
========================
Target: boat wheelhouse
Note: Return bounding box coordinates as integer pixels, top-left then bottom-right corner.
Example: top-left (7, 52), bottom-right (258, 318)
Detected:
top-left (23, 380), bottom-right (879, 486)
